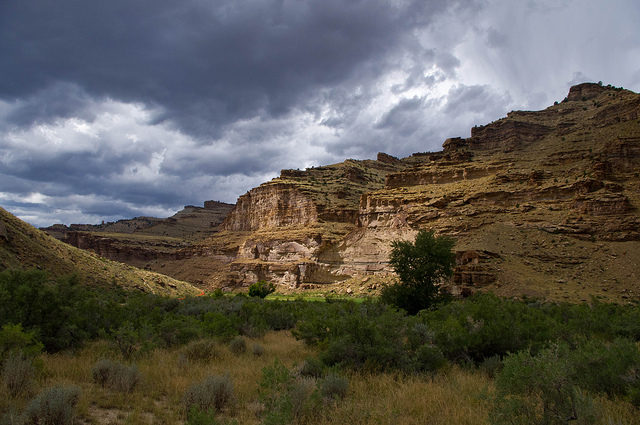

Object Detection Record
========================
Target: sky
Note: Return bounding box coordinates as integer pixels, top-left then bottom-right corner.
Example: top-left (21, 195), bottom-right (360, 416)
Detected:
top-left (1, 0), bottom-right (639, 227)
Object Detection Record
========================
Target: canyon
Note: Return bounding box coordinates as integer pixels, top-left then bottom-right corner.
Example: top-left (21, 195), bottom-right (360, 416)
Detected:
top-left (42, 83), bottom-right (640, 302)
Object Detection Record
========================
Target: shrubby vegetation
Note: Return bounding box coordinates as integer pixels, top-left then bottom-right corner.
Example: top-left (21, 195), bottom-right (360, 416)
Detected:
top-left (91, 359), bottom-right (140, 393)
top-left (249, 280), bottom-right (276, 298)
top-left (1, 268), bottom-right (640, 423)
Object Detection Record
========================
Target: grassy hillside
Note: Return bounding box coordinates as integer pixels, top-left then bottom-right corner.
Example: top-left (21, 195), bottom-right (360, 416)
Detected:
top-left (0, 206), bottom-right (198, 296)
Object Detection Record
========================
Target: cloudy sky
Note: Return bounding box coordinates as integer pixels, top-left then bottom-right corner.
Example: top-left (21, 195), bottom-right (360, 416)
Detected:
top-left (1, 0), bottom-right (639, 227)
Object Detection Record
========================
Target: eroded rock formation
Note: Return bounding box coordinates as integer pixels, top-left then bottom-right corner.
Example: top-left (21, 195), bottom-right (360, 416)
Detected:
top-left (47, 83), bottom-right (640, 302)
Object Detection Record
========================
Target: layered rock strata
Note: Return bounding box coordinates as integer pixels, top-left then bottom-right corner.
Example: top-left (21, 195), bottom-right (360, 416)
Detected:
top-left (49, 83), bottom-right (640, 302)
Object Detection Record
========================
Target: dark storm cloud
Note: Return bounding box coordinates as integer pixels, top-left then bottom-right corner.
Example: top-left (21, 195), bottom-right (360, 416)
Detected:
top-left (0, 0), bottom-right (453, 136)
top-left (1, 83), bottom-right (96, 127)
top-left (1, 0), bottom-right (639, 227)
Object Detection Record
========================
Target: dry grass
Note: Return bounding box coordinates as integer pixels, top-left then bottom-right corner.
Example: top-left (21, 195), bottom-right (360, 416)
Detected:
top-left (312, 368), bottom-right (492, 425)
top-left (0, 207), bottom-right (199, 297)
top-left (1, 331), bottom-right (639, 424)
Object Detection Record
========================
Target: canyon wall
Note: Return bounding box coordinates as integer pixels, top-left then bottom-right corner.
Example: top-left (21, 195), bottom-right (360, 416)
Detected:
top-left (44, 83), bottom-right (640, 302)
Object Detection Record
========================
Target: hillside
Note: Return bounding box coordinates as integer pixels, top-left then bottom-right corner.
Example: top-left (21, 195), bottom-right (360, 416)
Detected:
top-left (43, 83), bottom-right (640, 303)
top-left (0, 206), bottom-right (199, 296)
top-left (40, 201), bottom-right (234, 272)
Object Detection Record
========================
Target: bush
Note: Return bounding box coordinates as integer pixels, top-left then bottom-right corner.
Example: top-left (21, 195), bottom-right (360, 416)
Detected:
top-left (569, 338), bottom-right (640, 398)
top-left (202, 312), bottom-right (237, 340)
top-left (299, 357), bottom-right (324, 378)
top-left (413, 344), bottom-right (446, 373)
top-left (479, 355), bottom-right (503, 378)
top-left (182, 339), bottom-right (221, 363)
top-left (248, 280), bottom-right (275, 298)
top-left (186, 407), bottom-right (219, 425)
top-left (0, 324), bottom-right (43, 361)
top-left (2, 352), bottom-right (36, 397)
top-left (91, 359), bottom-right (140, 393)
top-left (23, 386), bottom-right (81, 425)
top-left (183, 375), bottom-right (234, 415)
top-left (421, 293), bottom-right (556, 363)
top-left (289, 378), bottom-right (319, 419)
top-left (381, 230), bottom-right (455, 314)
top-left (319, 374), bottom-right (348, 400)
top-left (228, 336), bottom-right (246, 355)
top-left (251, 343), bottom-right (264, 357)
top-left (259, 360), bottom-right (320, 425)
top-left (491, 345), bottom-right (596, 425)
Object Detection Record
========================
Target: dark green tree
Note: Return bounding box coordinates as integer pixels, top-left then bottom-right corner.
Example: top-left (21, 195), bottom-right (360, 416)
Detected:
top-left (248, 280), bottom-right (276, 298)
top-left (381, 230), bottom-right (456, 314)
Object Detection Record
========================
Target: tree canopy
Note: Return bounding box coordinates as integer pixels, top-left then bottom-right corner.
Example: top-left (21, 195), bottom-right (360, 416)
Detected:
top-left (381, 230), bottom-right (456, 314)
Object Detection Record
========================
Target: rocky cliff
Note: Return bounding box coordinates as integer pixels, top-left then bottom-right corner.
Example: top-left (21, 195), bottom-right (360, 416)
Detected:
top-left (42, 201), bottom-right (234, 268)
top-left (47, 83), bottom-right (640, 303)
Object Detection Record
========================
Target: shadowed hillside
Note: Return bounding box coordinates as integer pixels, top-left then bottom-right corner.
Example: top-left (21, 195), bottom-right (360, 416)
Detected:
top-left (0, 206), bottom-right (199, 296)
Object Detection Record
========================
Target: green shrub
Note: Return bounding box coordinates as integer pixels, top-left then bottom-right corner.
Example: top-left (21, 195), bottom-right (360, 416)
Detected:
top-left (0, 324), bottom-right (43, 361)
top-left (112, 322), bottom-right (144, 359)
top-left (2, 352), bottom-right (36, 397)
top-left (299, 357), bottom-right (324, 378)
top-left (202, 312), bottom-right (237, 340)
top-left (301, 302), bottom-right (410, 371)
top-left (91, 359), bottom-right (140, 393)
top-left (186, 407), bottom-right (219, 425)
top-left (319, 374), bottom-right (348, 400)
top-left (248, 280), bottom-right (275, 298)
top-left (156, 315), bottom-right (202, 347)
top-left (569, 338), bottom-right (640, 398)
top-left (413, 344), bottom-right (446, 373)
top-left (289, 377), bottom-right (319, 420)
top-left (259, 360), bottom-right (320, 425)
top-left (491, 345), bottom-right (596, 425)
top-left (406, 322), bottom-right (434, 350)
top-left (184, 375), bottom-right (234, 415)
top-left (182, 339), bottom-right (221, 363)
top-left (228, 336), bottom-right (246, 355)
top-left (23, 386), bottom-right (81, 425)
top-left (479, 355), bottom-right (503, 378)
top-left (421, 293), bottom-right (555, 363)
top-left (0, 408), bottom-right (21, 425)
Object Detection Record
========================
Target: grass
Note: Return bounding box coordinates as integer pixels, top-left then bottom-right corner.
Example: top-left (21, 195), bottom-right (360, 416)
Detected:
top-left (2, 331), bottom-right (638, 424)
top-left (0, 207), bottom-right (199, 297)
top-left (266, 293), bottom-right (368, 303)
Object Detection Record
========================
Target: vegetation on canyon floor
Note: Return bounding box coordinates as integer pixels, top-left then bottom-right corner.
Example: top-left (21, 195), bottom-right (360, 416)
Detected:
top-left (1, 269), bottom-right (640, 424)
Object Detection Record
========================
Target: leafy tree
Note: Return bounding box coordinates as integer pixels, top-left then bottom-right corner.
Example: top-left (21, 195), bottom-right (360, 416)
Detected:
top-left (248, 280), bottom-right (275, 298)
top-left (381, 230), bottom-right (455, 314)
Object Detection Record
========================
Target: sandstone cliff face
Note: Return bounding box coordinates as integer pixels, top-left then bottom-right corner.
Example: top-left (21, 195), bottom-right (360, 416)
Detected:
top-left (223, 183), bottom-right (319, 231)
top-left (345, 83), bottom-right (640, 300)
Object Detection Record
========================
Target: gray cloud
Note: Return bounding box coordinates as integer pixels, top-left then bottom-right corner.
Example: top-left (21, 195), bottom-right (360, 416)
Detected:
top-left (0, 0), bottom-right (639, 227)
top-left (0, 0), bottom-right (454, 136)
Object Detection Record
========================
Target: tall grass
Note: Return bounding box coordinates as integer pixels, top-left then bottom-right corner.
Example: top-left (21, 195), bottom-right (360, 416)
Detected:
top-left (1, 331), bottom-right (638, 424)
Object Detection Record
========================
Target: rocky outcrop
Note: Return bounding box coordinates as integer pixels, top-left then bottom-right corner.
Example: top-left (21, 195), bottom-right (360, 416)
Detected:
top-left (62, 231), bottom-right (188, 265)
top-left (566, 82), bottom-right (607, 101)
top-left (42, 201), bottom-right (234, 239)
top-left (452, 250), bottom-right (500, 289)
top-left (377, 152), bottom-right (401, 164)
top-left (386, 164), bottom-right (505, 188)
top-left (223, 183), bottom-right (319, 231)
